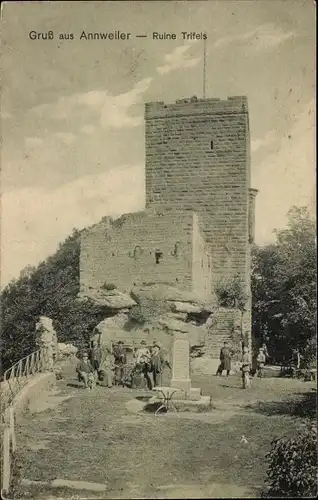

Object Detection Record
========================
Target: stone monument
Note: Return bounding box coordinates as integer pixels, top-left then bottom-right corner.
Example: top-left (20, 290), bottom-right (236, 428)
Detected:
top-left (171, 334), bottom-right (191, 392)
top-left (150, 332), bottom-right (211, 412)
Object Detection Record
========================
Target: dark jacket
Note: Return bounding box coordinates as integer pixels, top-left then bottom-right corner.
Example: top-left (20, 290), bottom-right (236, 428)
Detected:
top-left (242, 353), bottom-right (251, 372)
top-left (151, 351), bottom-right (165, 373)
top-left (76, 360), bottom-right (95, 374)
top-left (89, 347), bottom-right (102, 363)
top-left (220, 347), bottom-right (232, 370)
top-left (113, 347), bottom-right (127, 367)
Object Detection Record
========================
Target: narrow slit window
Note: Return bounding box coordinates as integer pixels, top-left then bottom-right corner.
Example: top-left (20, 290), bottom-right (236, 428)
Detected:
top-left (155, 250), bottom-right (163, 264)
top-left (210, 140), bottom-right (214, 150)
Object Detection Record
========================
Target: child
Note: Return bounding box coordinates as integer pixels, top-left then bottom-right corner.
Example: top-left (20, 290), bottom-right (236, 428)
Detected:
top-left (76, 352), bottom-right (96, 389)
top-left (256, 348), bottom-right (266, 379)
top-left (241, 347), bottom-right (251, 389)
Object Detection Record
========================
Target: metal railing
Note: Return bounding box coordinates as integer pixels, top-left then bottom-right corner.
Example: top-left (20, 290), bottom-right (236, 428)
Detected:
top-left (1, 348), bottom-right (52, 495)
top-left (1, 348), bottom-right (51, 412)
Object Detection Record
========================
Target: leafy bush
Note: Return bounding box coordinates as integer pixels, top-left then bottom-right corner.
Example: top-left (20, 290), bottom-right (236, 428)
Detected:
top-left (252, 206), bottom-right (316, 367)
top-left (262, 424), bottom-right (317, 497)
top-left (101, 282), bottom-right (117, 291)
top-left (190, 345), bottom-right (206, 358)
top-left (129, 297), bottom-right (170, 325)
top-left (302, 337), bottom-right (317, 369)
top-left (230, 325), bottom-right (243, 361)
top-left (215, 274), bottom-right (248, 310)
top-left (129, 304), bottom-right (147, 324)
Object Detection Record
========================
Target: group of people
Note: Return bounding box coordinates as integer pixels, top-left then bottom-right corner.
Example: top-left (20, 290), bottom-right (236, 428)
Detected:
top-left (76, 339), bottom-right (171, 390)
top-left (131, 339), bottom-right (172, 390)
top-left (216, 341), bottom-right (269, 389)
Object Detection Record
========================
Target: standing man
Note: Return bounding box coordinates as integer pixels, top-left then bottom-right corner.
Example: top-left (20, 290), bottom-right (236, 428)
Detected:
top-left (216, 341), bottom-right (232, 377)
top-left (135, 340), bottom-right (152, 389)
top-left (151, 342), bottom-right (165, 387)
top-left (256, 348), bottom-right (266, 379)
top-left (113, 340), bottom-right (127, 386)
top-left (241, 346), bottom-right (251, 389)
top-left (261, 342), bottom-right (269, 362)
top-left (89, 340), bottom-right (102, 373)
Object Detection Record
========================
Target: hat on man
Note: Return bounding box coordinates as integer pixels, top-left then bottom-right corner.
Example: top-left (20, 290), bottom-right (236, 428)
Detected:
top-left (141, 340), bottom-right (146, 346)
top-left (118, 340), bottom-right (124, 345)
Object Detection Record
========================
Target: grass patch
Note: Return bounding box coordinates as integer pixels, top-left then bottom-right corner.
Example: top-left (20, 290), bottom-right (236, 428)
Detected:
top-left (11, 365), bottom-right (316, 499)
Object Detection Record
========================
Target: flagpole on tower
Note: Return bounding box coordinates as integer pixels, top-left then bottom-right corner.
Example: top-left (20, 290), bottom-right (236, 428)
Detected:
top-left (203, 36), bottom-right (207, 99)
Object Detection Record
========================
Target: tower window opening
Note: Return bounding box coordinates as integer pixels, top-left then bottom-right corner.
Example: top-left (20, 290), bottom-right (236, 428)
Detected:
top-left (210, 140), bottom-right (214, 150)
top-left (155, 250), bottom-right (163, 264)
top-left (172, 241), bottom-right (181, 257)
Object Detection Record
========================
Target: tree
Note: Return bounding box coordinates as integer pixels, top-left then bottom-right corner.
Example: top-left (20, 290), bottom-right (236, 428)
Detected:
top-left (252, 206), bottom-right (316, 366)
top-left (0, 229), bottom-right (107, 373)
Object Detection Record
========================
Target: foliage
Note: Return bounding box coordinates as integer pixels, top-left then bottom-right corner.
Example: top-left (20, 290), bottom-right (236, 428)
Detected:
top-left (128, 304), bottom-right (147, 324)
top-left (262, 424), bottom-right (317, 498)
top-left (252, 206), bottom-right (316, 366)
top-left (0, 230), bottom-right (106, 372)
top-left (190, 345), bottom-right (206, 358)
top-left (215, 274), bottom-right (248, 310)
top-left (230, 325), bottom-right (243, 361)
top-left (101, 282), bottom-right (117, 291)
top-left (129, 297), bottom-right (170, 325)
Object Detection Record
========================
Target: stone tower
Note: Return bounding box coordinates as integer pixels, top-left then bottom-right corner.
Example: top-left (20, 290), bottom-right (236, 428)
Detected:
top-left (145, 96), bottom-right (256, 338)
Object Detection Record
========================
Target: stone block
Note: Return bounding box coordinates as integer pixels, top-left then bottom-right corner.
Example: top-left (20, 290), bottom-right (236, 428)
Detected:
top-left (169, 301), bottom-right (202, 314)
top-left (173, 396), bottom-right (212, 412)
top-left (148, 394), bottom-right (212, 413)
top-left (170, 378), bottom-right (191, 392)
top-left (187, 387), bottom-right (202, 401)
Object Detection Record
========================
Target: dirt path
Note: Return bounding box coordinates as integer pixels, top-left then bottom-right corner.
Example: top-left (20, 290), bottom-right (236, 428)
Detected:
top-left (13, 360), bottom-right (311, 499)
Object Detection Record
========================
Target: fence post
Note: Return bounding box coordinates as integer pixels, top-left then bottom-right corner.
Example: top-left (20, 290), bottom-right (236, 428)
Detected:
top-left (9, 406), bottom-right (16, 453)
top-left (2, 427), bottom-right (11, 494)
top-left (30, 352), bottom-right (35, 375)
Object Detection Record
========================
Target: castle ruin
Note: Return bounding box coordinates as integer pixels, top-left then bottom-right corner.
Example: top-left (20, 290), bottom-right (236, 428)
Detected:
top-left (80, 95), bottom-right (257, 354)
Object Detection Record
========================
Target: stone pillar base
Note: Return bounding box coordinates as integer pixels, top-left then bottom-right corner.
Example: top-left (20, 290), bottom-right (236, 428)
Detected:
top-left (170, 378), bottom-right (191, 392)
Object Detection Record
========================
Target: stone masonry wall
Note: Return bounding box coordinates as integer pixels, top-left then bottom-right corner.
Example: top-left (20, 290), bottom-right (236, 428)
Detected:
top-left (145, 96), bottom-right (253, 345)
top-left (192, 213), bottom-right (212, 299)
top-left (145, 96), bottom-right (251, 287)
top-left (80, 209), bottom-right (200, 294)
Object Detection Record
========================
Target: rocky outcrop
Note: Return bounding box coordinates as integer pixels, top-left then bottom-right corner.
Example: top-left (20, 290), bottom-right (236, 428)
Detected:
top-left (78, 289), bottom-right (136, 309)
top-left (86, 284), bottom-right (222, 352)
top-left (94, 312), bottom-right (130, 347)
top-left (57, 343), bottom-right (77, 357)
top-left (130, 284), bottom-right (205, 306)
top-left (169, 301), bottom-right (203, 314)
top-left (95, 313), bottom-right (128, 335)
top-left (35, 316), bottom-right (58, 369)
top-left (35, 316), bottom-right (58, 352)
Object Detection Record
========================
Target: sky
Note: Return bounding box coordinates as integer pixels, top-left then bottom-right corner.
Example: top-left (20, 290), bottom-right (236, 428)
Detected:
top-left (1, 0), bottom-right (316, 286)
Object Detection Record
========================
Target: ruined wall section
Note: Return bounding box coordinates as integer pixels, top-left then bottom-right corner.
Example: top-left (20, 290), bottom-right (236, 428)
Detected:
top-left (80, 209), bottom-right (197, 294)
top-left (145, 96), bottom-right (251, 287)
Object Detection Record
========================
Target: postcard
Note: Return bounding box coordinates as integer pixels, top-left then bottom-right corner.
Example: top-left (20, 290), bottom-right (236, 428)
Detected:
top-left (1, 1), bottom-right (316, 499)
